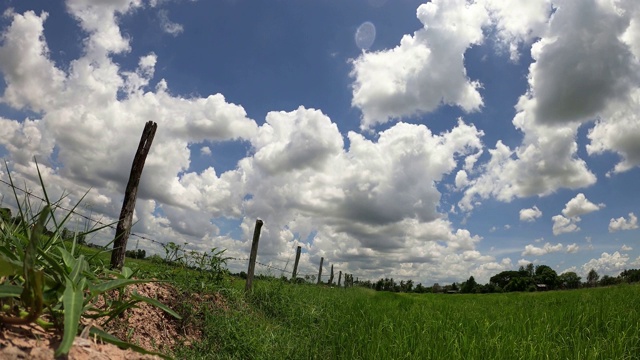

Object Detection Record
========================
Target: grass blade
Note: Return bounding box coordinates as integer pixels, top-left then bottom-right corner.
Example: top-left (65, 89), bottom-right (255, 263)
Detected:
top-left (55, 277), bottom-right (86, 357)
top-left (131, 292), bottom-right (182, 319)
top-left (0, 284), bottom-right (23, 298)
top-left (88, 326), bottom-right (174, 360)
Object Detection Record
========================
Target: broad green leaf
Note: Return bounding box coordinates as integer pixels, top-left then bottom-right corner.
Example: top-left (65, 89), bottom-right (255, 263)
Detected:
top-left (36, 248), bottom-right (67, 279)
top-left (55, 277), bottom-right (85, 357)
top-left (0, 284), bottom-right (23, 298)
top-left (88, 326), bottom-right (173, 360)
top-left (68, 255), bottom-right (86, 284)
top-left (59, 248), bottom-right (76, 272)
top-left (131, 292), bottom-right (182, 319)
top-left (121, 266), bottom-right (133, 279)
top-left (0, 256), bottom-right (22, 276)
top-left (89, 279), bottom-right (163, 295)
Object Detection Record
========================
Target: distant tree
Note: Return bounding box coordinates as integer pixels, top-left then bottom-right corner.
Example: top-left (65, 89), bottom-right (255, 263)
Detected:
top-left (504, 277), bottom-right (532, 292)
top-left (620, 269), bottom-right (640, 283)
top-left (599, 275), bottom-right (618, 287)
top-left (587, 269), bottom-right (599, 287)
top-left (490, 270), bottom-right (522, 289)
top-left (414, 283), bottom-right (426, 293)
top-left (461, 276), bottom-right (478, 293)
top-left (534, 265), bottom-right (559, 289)
top-left (432, 283), bottom-right (442, 293)
top-left (526, 263), bottom-right (535, 278)
top-left (558, 271), bottom-right (581, 289)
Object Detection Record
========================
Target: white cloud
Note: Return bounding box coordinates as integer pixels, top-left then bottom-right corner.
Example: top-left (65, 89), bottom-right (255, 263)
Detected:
top-left (158, 9), bottom-right (183, 36)
top-left (522, 242), bottom-right (563, 256)
top-left (582, 251), bottom-right (630, 275)
top-left (454, 170), bottom-right (469, 189)
top-left (200, 146), bottom-right (212, 156)
top-left (609, 213), bottom-right (639, 233)
top-left (482, 0), bottom-right (552, 61)
top-left (350, 0), bottom-right (489, 129)
top-left (462, 0), bottom-right (640, 209)
top-left (561, 193), bottom-right (603, 218)
top-left (566, 243), bottom-right (579, 253)
top-left (519, 205), bottom-right (542, 222)
top-left (621, 244), bottom-right (633, 252)
top-left (552, 215), bottom-right (580, 235)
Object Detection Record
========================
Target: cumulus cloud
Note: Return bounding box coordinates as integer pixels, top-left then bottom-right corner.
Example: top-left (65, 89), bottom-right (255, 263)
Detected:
top-left (609, 213), bottom-right (639, 233)
top-left (621, 244), bottom-right (633, 252)
top-left (482, 0), bottom-right (552, 61)
top-left (0, 2), bottom-right (499, 284)
top-left (582, 251), bottom-right (630, 275)
top-left (519, 205), bottom-right (542, 222)
top-left (200, 146), bottom-right (212, 156)
top-left (350, 0), bottom-right (488, 128)
top-left (561, 193), bottom-right (603, 218)
top-left (549, 194), bottom-right (603, 236)
top-left (522, 242), bottom-right (563, 256)
top-left (552, 215), bottom-right (580, 235)
top-left (566, 243), bottom-right (579, 253)
top-left (461, 0), bottom-right (640, 209)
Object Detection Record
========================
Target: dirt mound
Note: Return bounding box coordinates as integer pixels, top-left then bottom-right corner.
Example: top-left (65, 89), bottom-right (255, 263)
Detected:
top-left (0, 281), bottom-right (202, 359)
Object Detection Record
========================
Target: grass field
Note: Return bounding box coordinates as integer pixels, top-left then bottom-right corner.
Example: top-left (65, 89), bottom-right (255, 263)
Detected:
top-left (3, 221), bottom-right (639, 359)
top-left (157, 272), bottom-right (640, 360)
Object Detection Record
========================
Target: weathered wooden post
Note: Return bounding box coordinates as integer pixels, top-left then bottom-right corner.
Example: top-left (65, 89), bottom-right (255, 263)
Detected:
top-left (245, 219), bottom-right (264, 292)
top-left (291, 245), bottom-right (301, 281)
top-left (338, 271), bottom-right (342, 287)
top-left (316, 257), bottom-right (324, 285)
top-left (328, 264), bottom-right (334, 285)
top-left (110, 121), bottom-right (157, 270)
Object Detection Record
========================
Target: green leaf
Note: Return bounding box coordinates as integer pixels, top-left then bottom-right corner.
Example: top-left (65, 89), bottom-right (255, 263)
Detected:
top-left (88, 326), bottom-right (173, 360)
top-left (59, 248), bottom-right (76, 272)
top-left (0, 256), bottom-right (22, 276)
top-left (36, 248), bottom-right (66, 283)
top-left (68, 255), bottom-right (86, 284)
top-left (55, 277), bottom-right (85, 357)
top-left (121, 266), bottom-right (133, 279)
top-left (0, 284), bottom-right (23, 298)
top-left (131, 292), bottom-right (182, 319)
top-left (89, 279), bottom-right (163, 295)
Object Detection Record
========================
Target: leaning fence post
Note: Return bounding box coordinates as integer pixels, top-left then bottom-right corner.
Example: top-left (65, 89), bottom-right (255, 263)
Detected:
top-left (328, 264), bottom-right (334, 285)
top-left (110, 121), bottom-right (157, 270)
top-left (316, 257), bottom-right (324, 285)
top-left (338, 271), bottom-right (342, 287)
top-left (291, 246), bottom-right (301, 281)
top-left (245, 219), bottom-right (264, 292)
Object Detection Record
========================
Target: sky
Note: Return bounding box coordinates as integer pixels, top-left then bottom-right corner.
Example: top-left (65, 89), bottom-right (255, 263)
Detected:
top-left (0, 0), bottom-right (639, 285)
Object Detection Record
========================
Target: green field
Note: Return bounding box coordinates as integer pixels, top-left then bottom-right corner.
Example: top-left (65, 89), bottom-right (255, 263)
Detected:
top-left (163, 275), bottom-right (640, 360)
top-left (2, 205), bottom-right (639, 359)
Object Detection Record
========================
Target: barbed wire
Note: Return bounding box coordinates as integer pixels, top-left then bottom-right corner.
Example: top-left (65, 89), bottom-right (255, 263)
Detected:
top-left (0, 177), bottom-right (173, 249)
top-left (1, 178), bottom-right (369, 281)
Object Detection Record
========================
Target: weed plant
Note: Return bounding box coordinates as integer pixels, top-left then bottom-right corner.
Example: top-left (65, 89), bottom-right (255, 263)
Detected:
top-left (0, 163), bottom-right (180, 358)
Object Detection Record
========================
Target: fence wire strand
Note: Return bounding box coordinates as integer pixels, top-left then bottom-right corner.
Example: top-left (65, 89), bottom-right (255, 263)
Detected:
top-left (0, 178), bottom-right (367, 281)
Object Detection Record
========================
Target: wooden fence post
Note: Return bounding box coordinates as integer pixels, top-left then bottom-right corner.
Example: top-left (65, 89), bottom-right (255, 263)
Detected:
top-left (245, 219), bottom-right (264, 292)
top-left (316, 257), bottom-right (324, 285)
top-left (291, 245), bottom-right (301, 281)
top-left (328, 264), bottom-right (334, 285)
top-left (338, 271), bottom-right (342, 287)
top-left (110, 121), bottom-right (157, 270)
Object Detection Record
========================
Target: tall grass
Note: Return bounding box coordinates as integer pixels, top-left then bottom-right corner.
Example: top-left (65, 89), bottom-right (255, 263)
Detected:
top-left (174, 279), bottom-right (640, 359)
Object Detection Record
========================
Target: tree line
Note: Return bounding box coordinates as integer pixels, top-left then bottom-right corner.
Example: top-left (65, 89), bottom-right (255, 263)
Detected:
top-left (358, 263), bottom-right (640, 294)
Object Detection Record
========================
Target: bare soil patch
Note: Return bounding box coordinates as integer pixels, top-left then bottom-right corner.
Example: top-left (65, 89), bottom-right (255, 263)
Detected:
top-left (0, 281), bottom-right (207, 359)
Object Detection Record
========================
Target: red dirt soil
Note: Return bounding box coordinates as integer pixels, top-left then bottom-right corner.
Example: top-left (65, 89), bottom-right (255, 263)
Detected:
top-left (0, 281), bottom-right (204, 359)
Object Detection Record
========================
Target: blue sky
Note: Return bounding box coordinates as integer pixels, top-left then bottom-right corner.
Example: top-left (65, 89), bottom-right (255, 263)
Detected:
top-left (0, 0), bottom-right (639, 284)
